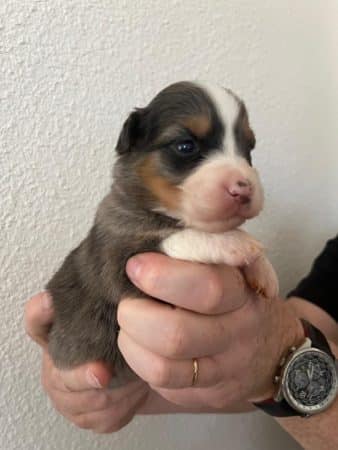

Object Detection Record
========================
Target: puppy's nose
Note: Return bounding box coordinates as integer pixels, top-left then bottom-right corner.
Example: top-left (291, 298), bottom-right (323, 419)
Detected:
top-left (227, 179), bottom-right (252, 204)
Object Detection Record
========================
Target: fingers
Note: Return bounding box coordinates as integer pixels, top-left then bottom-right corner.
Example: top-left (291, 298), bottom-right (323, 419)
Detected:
top-left (24, 292), bottom-right (54, 348)
top-left (48, 378), bottom-right (146, 417)
top-left (153, 382), bottom-right (243, 410)
top-left (126, 253), bottom-right (248, 314)
top-left (118, 330), bottom-right (223, 389)
top-left (41, 350), bottom-right (148, 433)
top-left (118, 298), bottom-right (235, 359)
top-left (70, 388), bottom-right (148, 434)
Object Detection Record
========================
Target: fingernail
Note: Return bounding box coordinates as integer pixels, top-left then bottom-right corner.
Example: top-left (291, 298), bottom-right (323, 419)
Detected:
top-left (86, 369), bottom-right (102, 389)
top-left (126, 256), bottom-right (143, 281)
top-left (42, 293), bottom-right (53, 310)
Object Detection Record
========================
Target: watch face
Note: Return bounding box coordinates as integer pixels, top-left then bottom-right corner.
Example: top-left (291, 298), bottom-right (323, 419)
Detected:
top-left (283, 348), bottom-right (337, 415)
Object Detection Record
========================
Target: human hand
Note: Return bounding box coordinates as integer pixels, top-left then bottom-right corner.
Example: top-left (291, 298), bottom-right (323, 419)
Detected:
top-left (118, 253), bottom-right (304, 409)
top-left (24, 292), bottom-right (149, 433)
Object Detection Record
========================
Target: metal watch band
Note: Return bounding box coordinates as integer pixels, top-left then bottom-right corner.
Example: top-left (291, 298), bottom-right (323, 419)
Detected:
top-left (253, 319), bottom-right (335, 417)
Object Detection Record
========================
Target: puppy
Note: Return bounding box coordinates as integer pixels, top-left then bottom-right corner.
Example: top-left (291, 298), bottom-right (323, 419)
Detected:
top-left (47, 81), bottom-right (278, 374)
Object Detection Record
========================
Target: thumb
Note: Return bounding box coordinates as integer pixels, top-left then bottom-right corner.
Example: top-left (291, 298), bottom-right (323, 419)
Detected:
top-left (24, 291), bottom-right (54, 348)
top-left (58, 360), bottom-right (114, 391)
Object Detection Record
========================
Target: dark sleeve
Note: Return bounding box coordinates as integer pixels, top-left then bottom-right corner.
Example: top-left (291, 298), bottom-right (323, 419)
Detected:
top-left (287, 236), bottom-right (338, 321)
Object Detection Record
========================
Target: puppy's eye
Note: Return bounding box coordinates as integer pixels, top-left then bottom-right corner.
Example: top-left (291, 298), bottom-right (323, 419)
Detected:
top-left (175, 139), bottom-right (198, 156)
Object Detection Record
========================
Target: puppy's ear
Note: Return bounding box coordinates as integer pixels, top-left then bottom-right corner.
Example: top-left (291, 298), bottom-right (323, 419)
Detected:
top-left (245, 118), bottom-right (256, 150)
top-left (116, 109), bottom-right (145, 154)
top-left (237, 102), bottom-right (256, 150)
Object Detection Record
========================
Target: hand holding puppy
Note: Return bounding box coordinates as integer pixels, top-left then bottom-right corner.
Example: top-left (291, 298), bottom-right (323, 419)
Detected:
top-left (24, 268), bottom-right (262, 434)
top-left (24, 293), bottom-right (149, 434)
top-left (24, 256), bottom-right (301, 431)
top-left (118, 253), bottom-right (303, 408)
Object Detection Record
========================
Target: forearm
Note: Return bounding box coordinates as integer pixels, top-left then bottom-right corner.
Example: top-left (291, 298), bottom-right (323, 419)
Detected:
top-left (277, 395), bottom-right (337, 450)
top-left (276, 298), bottom-right (338, 450)
top-left (286, 297), bottom-right (338, 342)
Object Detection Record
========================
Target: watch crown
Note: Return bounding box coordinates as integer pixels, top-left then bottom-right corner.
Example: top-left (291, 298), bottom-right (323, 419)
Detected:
top-left (274, 375), bottom-right (280, 384)
top-left (290, 346), bottom-right (297, 353)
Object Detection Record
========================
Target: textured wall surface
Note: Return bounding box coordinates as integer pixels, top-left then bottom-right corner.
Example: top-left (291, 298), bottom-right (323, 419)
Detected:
top-left (1, 1), bottom-right (338, 449)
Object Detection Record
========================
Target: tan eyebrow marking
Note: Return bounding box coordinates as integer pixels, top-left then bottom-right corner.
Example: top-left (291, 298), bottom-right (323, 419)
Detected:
top-left (181, 115), bottom-right (211, 138)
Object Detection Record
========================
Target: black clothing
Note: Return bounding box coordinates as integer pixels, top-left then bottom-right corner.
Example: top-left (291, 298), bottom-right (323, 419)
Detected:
top-left (288, 236), bottom-right (338, 321)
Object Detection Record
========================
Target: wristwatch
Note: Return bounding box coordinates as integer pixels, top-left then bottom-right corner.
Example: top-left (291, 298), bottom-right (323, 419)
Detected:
top-left (253, 319), bottom-right (338, 417)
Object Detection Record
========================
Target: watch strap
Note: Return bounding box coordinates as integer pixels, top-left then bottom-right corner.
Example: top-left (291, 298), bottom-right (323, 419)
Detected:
top-left (301, 319), bottom-right (335, 357)
top-left (253, 397), bottom-right (300, 417)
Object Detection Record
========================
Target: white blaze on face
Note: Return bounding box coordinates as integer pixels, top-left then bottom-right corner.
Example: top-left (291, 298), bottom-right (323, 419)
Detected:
top-left (200, 82), bottom-right (241, 158)
top-left (176, 82), bottom-right (264, 233)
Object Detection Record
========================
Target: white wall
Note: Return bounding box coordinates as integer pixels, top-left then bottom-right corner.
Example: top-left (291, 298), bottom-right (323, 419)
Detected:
top-left (1, 1), bottom-right (337, 449)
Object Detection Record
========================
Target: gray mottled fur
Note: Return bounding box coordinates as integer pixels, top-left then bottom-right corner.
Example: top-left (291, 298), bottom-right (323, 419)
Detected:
top-left (47, 186), bottom-right (179, 371)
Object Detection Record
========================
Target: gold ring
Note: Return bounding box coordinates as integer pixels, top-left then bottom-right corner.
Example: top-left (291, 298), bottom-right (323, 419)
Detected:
top-left (192, 358), bottom-right (199, 387)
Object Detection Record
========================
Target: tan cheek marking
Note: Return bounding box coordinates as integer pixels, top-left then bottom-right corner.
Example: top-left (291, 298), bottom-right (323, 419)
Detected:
top-left (182, 115), bottom-right (211, 138)
top-left (137, 155), bottom-right (181, 211)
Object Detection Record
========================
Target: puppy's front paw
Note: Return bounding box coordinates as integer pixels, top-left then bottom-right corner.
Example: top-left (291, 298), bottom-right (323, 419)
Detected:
top-left (242, 254), bottom-right (279, 299)
top-left (220, 230), bottom-right (264, 267)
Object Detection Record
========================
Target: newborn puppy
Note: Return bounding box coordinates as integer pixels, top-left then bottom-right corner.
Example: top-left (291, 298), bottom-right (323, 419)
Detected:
top-left (47, 81), bottom-right (279, 373)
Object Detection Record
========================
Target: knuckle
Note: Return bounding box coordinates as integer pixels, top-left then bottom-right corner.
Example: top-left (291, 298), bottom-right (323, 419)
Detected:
top-left (40, 372), bottom-right (49, 392)
top-left (41, 364), bottom-right (53, 392)
top-left (149, 359), bottom-right (171, 387)
top-left (23, 299), bottom-right (32, 321)
top-left (95, 418), bottom-right (126, 434)
top-left (93, 426), bottom-right (113, 435)
top-left (73, 414), bottom-right (92, 430)
top-left (205, 357), bottom-right (224, 385)
top-left (104, 417), bottom-right (124, 433)
top-left (92, 393), bottom-right (111, 411)
top-left (50, 397), bottom-right (64, 416)
top-left (110, 413), bottom-right (134, 432)
top-left (41, 384), bottom-right (66, 415)
top-left (233, 267), bottom-right (246, 291)
top-left (23, 306), bottom-right (36, 338)
top-left (142, 265), bottom-right (160, 294)
top-left (93, 409), bottom-right (135, 434)
top-left (164, 319), bottom-right (186, 357)
top-left (207, 377), bottom-right (244, 409)
top-left (203, 270), bottom-right (224, 313)
top-left (207, 393), bottom-right (231, 410)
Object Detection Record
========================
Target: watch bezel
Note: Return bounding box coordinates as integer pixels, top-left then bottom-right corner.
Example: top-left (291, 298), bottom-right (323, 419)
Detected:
top-left (281, 347), bottom-right (337, 415)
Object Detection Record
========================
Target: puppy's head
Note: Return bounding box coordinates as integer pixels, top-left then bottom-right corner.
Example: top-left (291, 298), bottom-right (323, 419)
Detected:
top-left (114, 81), bottom-right (263, 232)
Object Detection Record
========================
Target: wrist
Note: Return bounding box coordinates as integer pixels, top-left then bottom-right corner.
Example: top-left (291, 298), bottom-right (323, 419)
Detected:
top-left (279, 303), bottom-right (305, 363)
top-left (251, 301), bottom-right (305, 403)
